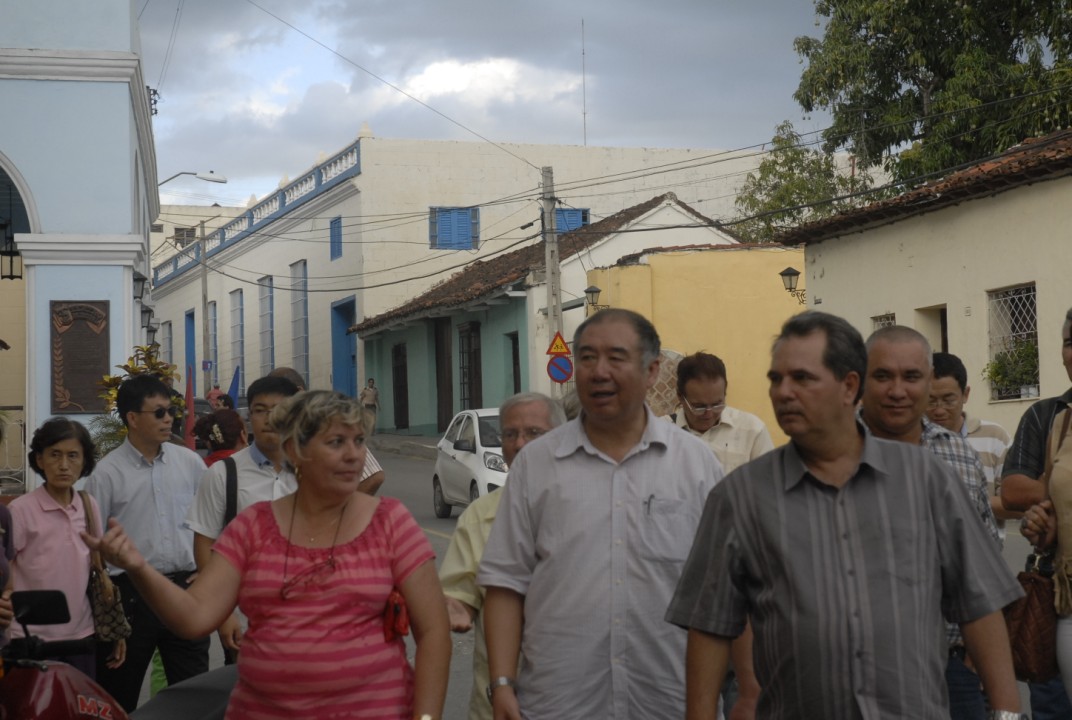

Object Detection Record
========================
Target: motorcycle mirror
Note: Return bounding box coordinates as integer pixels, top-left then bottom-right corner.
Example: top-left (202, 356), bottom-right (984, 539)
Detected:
top-left (13, 590), bottom-right (71, 636)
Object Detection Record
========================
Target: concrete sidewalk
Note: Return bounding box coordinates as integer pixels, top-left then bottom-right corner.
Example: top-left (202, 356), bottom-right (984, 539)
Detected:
top-left (367, 432), bottom-right (438, 460)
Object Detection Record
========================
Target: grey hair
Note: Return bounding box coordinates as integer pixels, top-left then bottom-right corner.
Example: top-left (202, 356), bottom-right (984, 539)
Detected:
top-left (865, 325), bottom-right (933, 368)
top-left (269, 390), bottom-right (364, 464)
top-left (573, 308), bottom-right (661, 366)
top-left (499, 392), bottom-right (567, 428)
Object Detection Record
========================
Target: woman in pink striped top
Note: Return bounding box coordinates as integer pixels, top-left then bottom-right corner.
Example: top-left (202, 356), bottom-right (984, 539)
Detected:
top-left (85, 391), bottom-right (451, 719)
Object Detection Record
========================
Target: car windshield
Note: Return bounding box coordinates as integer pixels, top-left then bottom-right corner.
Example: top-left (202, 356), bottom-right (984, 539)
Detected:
top-left (478, 415), bottom-right (501, 447)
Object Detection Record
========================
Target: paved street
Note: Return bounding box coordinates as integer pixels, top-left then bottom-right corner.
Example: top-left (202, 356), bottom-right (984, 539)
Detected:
top-left (377, 448), bottom-right (476, 720)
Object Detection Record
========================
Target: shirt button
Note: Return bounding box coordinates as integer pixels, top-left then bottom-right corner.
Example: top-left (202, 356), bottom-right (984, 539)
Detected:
top-left (847, 569), bottom-right (855, 576)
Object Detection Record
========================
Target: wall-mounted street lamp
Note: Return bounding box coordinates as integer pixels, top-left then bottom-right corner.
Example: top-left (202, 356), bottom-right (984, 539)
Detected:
top-left (0, 221), bottom-right (22, 280)
top-left (584, 285), bottom-right (609, 315)
top-left (146, 321), bottom-right (159, 346)
top-left (140, 303), bottom-right (154, 328)
top-left (133, 270), bottom-right (148, 301)
top-left (779, 267), bottom-right (806, 305)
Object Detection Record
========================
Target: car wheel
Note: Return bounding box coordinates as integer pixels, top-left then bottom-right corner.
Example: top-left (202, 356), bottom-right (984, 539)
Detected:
top-left (432, 477), bottom-right (452, 519)
top-left (469, 482), bottom-right (480, 503)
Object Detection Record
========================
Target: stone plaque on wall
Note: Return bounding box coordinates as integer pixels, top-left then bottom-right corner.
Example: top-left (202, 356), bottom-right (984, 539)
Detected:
top-left (51, 301), bottom-right (109, 414)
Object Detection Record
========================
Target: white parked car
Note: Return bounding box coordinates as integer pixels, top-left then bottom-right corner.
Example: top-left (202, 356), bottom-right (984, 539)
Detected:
top-left (432, 408), bottom-right (506, 518)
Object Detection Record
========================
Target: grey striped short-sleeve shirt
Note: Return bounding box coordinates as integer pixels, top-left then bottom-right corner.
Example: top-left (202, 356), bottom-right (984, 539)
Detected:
top-left (667, 428), bottom-right (1022, 720)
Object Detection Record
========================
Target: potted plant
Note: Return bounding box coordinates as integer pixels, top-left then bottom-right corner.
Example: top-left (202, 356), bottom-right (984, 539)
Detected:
top-left (982, 336), bottom-right (1040, 400)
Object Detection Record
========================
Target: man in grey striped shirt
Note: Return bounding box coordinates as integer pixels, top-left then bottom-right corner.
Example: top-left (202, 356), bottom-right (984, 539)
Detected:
top-left (668, 311), bottom-right (1022, 720)
top-left (859, 327), bottom-right (1002, 720)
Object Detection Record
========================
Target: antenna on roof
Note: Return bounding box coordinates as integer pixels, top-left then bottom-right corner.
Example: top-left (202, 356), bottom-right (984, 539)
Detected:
top-left (582, 19), bottom-right (587, 147)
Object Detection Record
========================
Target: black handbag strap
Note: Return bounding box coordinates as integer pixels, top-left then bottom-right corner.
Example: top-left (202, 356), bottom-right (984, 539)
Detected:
top-left (223, 456), bottom-right (238, 526)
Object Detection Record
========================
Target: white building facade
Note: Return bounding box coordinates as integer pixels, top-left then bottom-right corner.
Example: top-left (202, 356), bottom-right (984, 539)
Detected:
top-left (150, 131), bottom-right (761, 402)
top-left (0, 0), bottom-right (158, 476)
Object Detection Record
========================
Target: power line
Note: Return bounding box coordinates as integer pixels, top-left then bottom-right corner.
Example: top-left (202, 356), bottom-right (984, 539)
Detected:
top-left (242, 0), bottom-right (541, 173)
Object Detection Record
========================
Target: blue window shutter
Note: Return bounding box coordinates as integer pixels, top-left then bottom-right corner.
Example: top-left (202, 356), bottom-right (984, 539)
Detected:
top-left (329, 216), bottom-right (342, 260)
top-left (555, 208), bottom-right (589, 232)
top-left (430, 208), bottom-right (478, 250)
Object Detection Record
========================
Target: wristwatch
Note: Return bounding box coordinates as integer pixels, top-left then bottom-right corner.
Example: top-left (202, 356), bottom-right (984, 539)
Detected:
top-left (988, 711), bottom-right (1027, 720)
top-left (486, 676), bottom-right (516, 701)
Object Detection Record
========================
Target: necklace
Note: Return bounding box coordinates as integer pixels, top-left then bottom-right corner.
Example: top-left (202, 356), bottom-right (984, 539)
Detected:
top-left (281, 495), bottom-right (350, 599)
top-left (287, 495), bottom-right (349, 545)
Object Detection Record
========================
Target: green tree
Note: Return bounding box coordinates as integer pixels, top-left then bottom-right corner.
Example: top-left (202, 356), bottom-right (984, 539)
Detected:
top-left (733, 120), bottom-right (871, 242)
top-left (794, 0), bottom-right (1072, 182)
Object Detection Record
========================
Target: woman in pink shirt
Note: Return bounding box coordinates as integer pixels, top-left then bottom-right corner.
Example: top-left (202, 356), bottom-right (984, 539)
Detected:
top-left (9, 418), bottom-right (126, 678)
top-left (86, 391), bottom-right (451, 719)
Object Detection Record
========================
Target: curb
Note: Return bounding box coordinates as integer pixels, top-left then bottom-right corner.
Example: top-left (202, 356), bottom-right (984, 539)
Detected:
top-left (368, 436), bottom-right (438, 461)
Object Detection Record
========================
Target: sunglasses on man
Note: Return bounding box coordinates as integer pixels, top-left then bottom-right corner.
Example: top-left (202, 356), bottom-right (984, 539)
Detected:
top-left (131, 405), bottom-right (180, 419)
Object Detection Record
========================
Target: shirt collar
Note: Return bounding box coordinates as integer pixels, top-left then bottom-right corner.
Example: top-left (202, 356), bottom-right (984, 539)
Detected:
top-left (556, 405), bottom-right (668, 460)
top-left (249, 441), bottom-right (273, 467)
top-left (783, 421), bottom-right (881, 491)
top-left (119, 437), bottom-right (164, 467)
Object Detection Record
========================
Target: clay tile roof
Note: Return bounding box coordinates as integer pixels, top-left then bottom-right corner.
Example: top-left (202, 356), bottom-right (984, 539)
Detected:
top-left (778, 128), bottom-right (1072, 246)
top-left (612, 241), bottom-right (792, 266)
top-left (352, 193), bottom-right (716, 335)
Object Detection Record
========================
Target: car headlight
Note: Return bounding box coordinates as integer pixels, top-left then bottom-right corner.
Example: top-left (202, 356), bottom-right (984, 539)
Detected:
top-left (484, 452), bottom-right (508, 473)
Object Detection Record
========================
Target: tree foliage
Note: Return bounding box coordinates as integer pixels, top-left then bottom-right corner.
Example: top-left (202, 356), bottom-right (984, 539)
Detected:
top-left (733, 121), bottom-right (871, 243)
top-left (794, 0), bottom-right (1072, 182)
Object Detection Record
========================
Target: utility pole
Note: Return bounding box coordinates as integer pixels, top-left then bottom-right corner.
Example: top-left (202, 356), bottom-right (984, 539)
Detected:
top-left (542, 166), bottom-right (563, 395)
top-left (200, 220), bottom-right (210, 396)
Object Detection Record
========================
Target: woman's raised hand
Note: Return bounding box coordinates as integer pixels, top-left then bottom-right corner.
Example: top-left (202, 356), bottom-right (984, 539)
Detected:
top-left (81, 518), bottom-right (147, 573)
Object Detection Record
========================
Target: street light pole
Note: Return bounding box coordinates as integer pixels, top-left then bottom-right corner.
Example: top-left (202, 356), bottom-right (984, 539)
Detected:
top-left (156, 170), bottom-right (228, 396)
top-left (200, 220), bottom-right (210, 396)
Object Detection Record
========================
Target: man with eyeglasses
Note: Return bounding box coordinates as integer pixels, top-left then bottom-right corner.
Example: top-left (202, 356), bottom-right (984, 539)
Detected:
top-left (927, 352), bottom-right (1018, 539)
top-left (858, 327), bottom-right (1001, 720)
top-left (666, 352), bottom-right (773, 475)
top-left (85, 374), bottom-right (211, 711)
top-left (438, 392), bottom-right (566, 720)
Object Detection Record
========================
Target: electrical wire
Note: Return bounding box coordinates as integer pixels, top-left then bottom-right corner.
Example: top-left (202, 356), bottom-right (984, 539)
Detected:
top-left (242, 0), bottom-right (541, 173)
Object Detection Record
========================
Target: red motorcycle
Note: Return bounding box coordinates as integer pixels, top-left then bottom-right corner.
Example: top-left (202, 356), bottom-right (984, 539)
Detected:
top-left (0, 590), bottom-right (129, 720)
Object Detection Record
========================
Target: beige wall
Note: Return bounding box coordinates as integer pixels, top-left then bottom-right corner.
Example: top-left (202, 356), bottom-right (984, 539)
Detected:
top-left (588, 244), bottom-right (806, 444)
top-left (0, 278), bottom-right (26, 483)
top-left (804, 176), bottom-right (1072, 434)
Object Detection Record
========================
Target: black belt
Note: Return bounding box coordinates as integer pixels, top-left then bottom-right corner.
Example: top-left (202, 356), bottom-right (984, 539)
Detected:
top-left (364, 404), bottom-right (377, 409)
top-left (115, 570), bottom-right (194, 586)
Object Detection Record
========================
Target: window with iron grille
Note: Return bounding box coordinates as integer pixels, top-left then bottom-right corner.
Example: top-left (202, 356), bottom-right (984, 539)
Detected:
top-left (230, 290), bottom-right (245, 398)
top-left (208, 301), bottom-right (219, 387)
top-left (259, 276), bottom-right (274, 376)
top-left (458, 322), bottom-right (482, 409)
top-left (872, 313), bottom-right (896, 330)
top-left (986, 284), bottom-right (1039, 400)
top-left (291, 260), bottom-right (309, 387)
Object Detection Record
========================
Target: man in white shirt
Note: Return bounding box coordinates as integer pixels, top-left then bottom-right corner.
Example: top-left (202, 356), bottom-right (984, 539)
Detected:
top-left (86, 374), bottom-right (210, 711)
top-left (665, 352), bottom-right (774, 475)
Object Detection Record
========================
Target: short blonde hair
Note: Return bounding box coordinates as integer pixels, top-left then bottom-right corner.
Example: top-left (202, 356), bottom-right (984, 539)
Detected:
top-left (269, 390), bottom-right (364, 464)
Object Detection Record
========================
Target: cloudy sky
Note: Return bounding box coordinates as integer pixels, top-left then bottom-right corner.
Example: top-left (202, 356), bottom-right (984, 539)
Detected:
top-left (141, 0), bottom-right (831, 208)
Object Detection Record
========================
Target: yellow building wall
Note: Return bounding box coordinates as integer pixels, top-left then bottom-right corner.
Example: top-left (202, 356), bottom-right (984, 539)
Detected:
top-left (589, 245), bottom-right (805, 444)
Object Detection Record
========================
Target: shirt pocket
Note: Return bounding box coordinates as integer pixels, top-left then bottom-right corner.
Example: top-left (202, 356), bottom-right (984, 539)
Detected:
top-left (637, 498), bottom-right (698, 563)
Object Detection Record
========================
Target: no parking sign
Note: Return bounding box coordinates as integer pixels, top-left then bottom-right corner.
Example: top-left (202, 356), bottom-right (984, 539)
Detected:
top-left (547, 355), bottom-right (573, 383)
